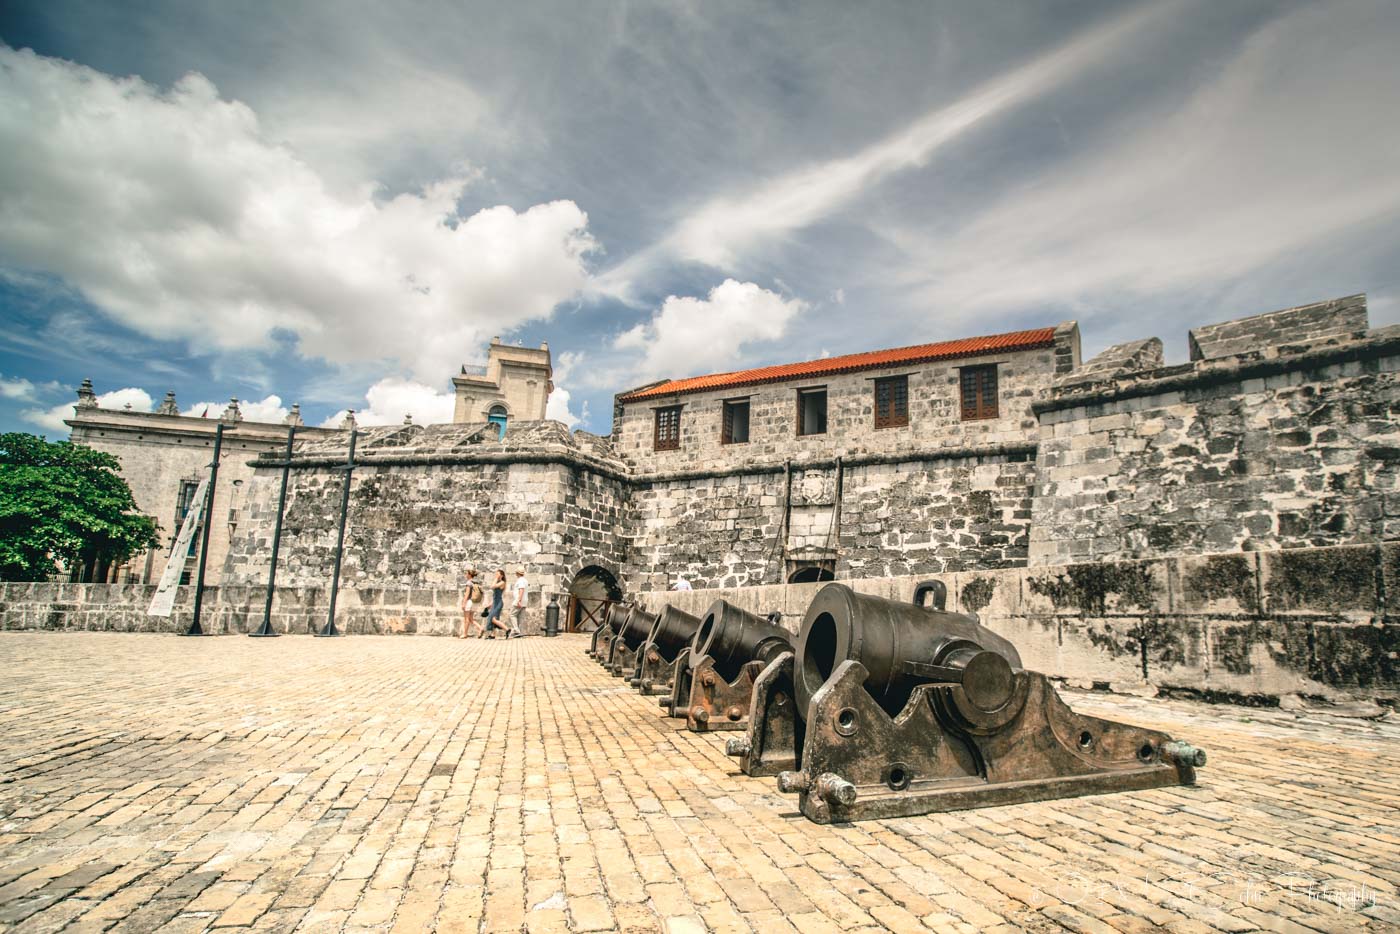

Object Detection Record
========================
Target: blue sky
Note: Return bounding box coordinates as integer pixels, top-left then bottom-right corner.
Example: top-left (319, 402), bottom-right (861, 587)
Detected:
top-left (1, 0), bottom-right (1398, 436)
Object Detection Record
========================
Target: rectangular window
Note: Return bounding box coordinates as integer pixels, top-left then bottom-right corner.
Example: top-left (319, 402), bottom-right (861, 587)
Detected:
top-left (174, 480), bottom-right (202, 557)
top-left (722, 399), bottom-right (750, 444)
top-left (174, 480), bottom-right (200, 525)
top-left (960, 364), bottom-right (999, 420)
top-left (797, 388), bottom-right (827, 436)
top-left (654, 405), bottom-right (681, 450)
top-left (873, 375), bottom-right (909, 429)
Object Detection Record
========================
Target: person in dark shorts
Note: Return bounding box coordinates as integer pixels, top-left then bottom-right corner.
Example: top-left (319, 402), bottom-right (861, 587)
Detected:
top-left (484, 568), bottom-right (508, 638)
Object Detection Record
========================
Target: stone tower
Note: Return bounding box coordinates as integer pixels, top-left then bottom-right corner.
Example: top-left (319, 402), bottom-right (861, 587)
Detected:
top-left (452, 339), bottom-right (553, 426)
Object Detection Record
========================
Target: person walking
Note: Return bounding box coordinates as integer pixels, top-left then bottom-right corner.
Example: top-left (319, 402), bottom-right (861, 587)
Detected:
top-left (510, 568), bottom-right (529, 638)
top-left (484, 568), bottom-right (507, 638)
top-left (459, 568), bottom-right (485, 638)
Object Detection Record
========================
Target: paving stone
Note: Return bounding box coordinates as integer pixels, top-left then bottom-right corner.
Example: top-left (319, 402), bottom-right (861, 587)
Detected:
top-left (1, 632), bottom-right (1397, 933)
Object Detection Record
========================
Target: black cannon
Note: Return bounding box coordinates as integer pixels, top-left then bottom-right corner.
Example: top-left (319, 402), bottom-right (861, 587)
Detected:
top-left (607, 606), bottom-right (658, 676)
top-left (591, 603), bottom-right (631, 665)
top-left (753, 582), bottom-right (1206, 823)
top-left (726, 581), bottom-right (959, 777)
top-left (671, 600), bottom-right (791, 732)
top-left (629, 606), bottom-right (701, 695)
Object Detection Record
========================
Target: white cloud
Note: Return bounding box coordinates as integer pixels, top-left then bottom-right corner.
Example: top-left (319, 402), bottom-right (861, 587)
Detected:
top-left (892, 0), bottom-right (1400, 330)
top-left (320, 378), bottom-right (456, 428)
top-left (0, 47), bottom-right (597, 382)
top-left (0, 375), bottom-right (36, 400)
top-left (23, 387), bottom-right (154, 435)
top-left (615, 279), bottom-right (809, 380)
top-left (545, 350), bottom-right (589, 430)
top-left (0, 373), bottom-right (63, 403)
top-left (187, 394), bottom-right (289, 424)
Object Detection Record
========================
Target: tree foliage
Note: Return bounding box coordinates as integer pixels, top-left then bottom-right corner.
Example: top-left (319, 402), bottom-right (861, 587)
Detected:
top-left (0, 433), bottom-right (160, 582)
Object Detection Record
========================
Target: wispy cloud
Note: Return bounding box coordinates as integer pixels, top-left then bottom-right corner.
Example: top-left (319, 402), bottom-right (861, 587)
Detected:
top-left (595, 1), bottom-right (1182, 297)
top-left (883, 0), bottom-right (1400, 338)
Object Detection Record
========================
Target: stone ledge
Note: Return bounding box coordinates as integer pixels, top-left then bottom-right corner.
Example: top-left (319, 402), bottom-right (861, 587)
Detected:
top-left (1036, 327), bottom-right (1400, 417)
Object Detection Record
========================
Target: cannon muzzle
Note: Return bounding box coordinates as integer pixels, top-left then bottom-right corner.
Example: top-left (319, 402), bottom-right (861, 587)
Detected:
top-left (794, 583), bottom-right (1022, 718)
top-left (693, 600), bottom-right (792, 683)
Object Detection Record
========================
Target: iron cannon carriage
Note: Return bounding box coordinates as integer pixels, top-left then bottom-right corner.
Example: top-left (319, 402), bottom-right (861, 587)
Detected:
top-left (729, 582), bottom-right (1205, 822)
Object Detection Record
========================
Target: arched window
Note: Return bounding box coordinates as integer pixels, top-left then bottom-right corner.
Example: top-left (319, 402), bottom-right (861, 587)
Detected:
top-left (487, 405), bottom-right (508, 439)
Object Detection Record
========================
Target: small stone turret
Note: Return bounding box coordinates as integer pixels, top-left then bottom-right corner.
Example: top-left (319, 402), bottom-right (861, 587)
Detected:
top-left (220, 397), bottom-right (243, 424)
top-left (76, 378), bottom-right (97, 408)
top-left (452, 339), bottom-right (553, 425)
top-left (157, 391), bottom-right (180, 416)
top-left (283, 403), bottom-right (304, 427)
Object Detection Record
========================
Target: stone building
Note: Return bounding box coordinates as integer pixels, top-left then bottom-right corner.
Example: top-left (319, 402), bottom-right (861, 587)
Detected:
top-left (65, 387), bottom-right (337, 584)
top-left (611, 323), bottom-right (1081, 589)
top-left (451, 338), bottom-right (553, 434)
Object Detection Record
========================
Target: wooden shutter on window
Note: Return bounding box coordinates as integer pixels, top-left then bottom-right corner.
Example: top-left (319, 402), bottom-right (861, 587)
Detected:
top-left (874, 376), bottom-right (909, 428)
top-left (960, 365), bottom-right (999, 420)
top-left (654, 406), bottom-right (681, 450)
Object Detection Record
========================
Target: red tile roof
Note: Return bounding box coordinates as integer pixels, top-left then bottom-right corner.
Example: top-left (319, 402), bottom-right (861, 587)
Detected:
top-left (617, 326), bottom-right (1059, 402)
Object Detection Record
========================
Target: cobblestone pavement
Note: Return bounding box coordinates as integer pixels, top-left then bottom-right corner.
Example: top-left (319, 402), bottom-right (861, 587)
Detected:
top-left (0, 633), bottom-right (1397, 933)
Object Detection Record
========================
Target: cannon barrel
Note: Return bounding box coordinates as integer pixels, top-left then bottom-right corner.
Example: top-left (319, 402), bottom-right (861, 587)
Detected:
top-left (693, 600), bottom-right (792, 683)
top-left (794, 583), bottom-right (1022, 719)
top-left (604, 602), bottom-right (631, 633)
top-left (619, 606), bottom-right (659, 651)
top-left (647, 606), bottom-right (701, 661)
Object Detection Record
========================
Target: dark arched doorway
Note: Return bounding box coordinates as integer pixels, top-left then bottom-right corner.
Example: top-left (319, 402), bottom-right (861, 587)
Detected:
top-left (566, 564), bottom-right (623, 633)
top-left (787, 566), bottom-right (835, 584)
top-left (786, 558), bottom-right (836, 584)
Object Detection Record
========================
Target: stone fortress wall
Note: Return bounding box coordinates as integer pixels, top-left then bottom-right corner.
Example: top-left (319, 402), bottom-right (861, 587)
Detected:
top-left (7, 293), bottom-right (1398, 701)
top-left (1030, 296), bottom-right (1400, 564)
top-left (636, 542), bottom-right (1398, 703)
top-left (219, 422), bottom-right (631, 608)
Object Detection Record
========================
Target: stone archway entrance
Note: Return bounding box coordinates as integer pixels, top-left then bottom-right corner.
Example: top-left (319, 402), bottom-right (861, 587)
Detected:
top-left (566, 565), bottom-right (624, 633)
top-left (786, 559), bottom-right (835, 584)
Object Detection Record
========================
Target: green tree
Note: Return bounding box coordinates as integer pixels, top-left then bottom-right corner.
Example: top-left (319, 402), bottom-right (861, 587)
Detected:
top-left (0, 433), bottom-right (160, 582)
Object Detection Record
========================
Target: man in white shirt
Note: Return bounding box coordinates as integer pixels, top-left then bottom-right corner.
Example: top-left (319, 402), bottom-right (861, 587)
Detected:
top-left (510, 568), bottom-right (528, 638)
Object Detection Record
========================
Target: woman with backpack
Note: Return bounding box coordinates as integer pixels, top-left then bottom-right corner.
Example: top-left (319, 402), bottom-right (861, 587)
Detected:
top-left (460, 568), bottom-right (486, 638)
top-left (484, 568), bottom-right (508, 638)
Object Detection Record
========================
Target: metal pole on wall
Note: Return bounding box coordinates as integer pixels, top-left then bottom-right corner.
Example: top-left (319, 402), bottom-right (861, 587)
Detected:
top-left (250, 424), bottom-right (296, 638)
top-left (317, 428), bottom-right (357, 638)
top-left (183, 421), bottom-right (224, 637)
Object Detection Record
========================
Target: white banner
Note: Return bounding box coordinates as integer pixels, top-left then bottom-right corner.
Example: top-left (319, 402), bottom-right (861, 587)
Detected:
top-left (147, 476), bottom-right (209, 617)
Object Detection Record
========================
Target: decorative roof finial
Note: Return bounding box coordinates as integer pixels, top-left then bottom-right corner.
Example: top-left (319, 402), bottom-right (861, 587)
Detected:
top-left (403, 413), bottom-right (414, 425)
top-left (157, 390), bottom-right (179, 416)
top-left (76, 378), bottom-right (97, 408)
top-left (221, 397), bottom-right (243, 423)
top-left (283, 403), bottom-right (304, 427)
top-left (341, 408), bottom-right (357, 430)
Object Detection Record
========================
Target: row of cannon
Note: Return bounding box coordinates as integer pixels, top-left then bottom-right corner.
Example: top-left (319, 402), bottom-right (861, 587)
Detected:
top-left (588, 581), bottom-right (1206, 823)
